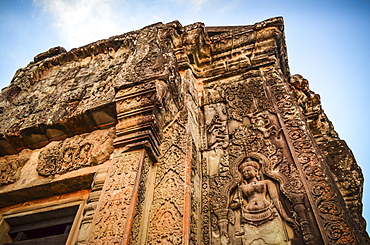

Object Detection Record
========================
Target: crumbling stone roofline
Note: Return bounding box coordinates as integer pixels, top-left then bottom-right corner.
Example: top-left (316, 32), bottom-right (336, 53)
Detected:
top-left (26, 17), bottom-right (286, 76)
top-left (0, 17), bottom-right (289, 157)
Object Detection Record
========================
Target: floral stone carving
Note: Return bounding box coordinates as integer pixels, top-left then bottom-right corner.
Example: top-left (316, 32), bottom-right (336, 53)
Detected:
top-left (0, 150), bottom-right (30, 186)
top-left (37, 128), bottom-right (114, 176)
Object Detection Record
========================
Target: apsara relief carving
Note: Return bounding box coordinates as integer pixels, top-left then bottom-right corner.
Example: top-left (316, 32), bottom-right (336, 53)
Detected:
top-left (230, 154), bottom-right (297, 245)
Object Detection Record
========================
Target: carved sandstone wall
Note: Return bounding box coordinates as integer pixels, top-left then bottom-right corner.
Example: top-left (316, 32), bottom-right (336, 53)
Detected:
top-left (289, 74), bottom-right (367, 241)
top-left (0, 17), bottom-right (367, 244)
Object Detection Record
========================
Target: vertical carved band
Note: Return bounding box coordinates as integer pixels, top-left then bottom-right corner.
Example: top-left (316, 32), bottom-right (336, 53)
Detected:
top-left (87, 79), bottom-right (167, 244)
top-left (87, 149), bottom-right (144, 244)
top-left (262, 66), bottom-right (362, 244)
top-left (146, 111), bottom-right (191, 244)
top-left (76, 166), bottom-right (109, 244)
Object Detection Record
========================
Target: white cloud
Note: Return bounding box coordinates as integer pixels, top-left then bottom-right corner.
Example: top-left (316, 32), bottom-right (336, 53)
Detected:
top-left (33, 0), bottom-right (123, 49)
top-left (169, 0), bottom-right (210, 10)
top-left (32, 0), bottom-right (220, 50)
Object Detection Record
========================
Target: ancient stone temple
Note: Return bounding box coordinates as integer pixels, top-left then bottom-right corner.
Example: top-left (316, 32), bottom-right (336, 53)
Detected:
top-left (0, 17), bottom-right (368, 244)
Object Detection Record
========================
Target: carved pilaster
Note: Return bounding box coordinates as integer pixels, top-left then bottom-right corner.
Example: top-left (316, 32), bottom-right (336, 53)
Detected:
top-left (76, 166), bottom-right (109, 245)
top-left (146, 111), bottom-right (190, 244)
top-left (86, 66), bottom-right (181, 244)
top-left (86, 83), bottom-right (160, 244)
top-left (262, 65), bottom-right (364, 244)
top-left (87, 149), bottom-right (146, 244)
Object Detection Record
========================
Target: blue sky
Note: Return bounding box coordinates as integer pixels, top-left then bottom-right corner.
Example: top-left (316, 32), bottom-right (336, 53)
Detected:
top-left (1, 0), bottom-right (370, 230)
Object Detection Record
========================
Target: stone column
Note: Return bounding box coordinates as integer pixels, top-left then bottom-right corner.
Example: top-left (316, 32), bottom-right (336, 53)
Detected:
top-left (86, 80), bottom-right (168, 244)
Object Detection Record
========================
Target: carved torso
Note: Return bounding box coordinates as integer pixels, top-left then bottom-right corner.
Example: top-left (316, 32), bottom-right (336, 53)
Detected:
top-left (241, 180), bottom-right (270, 211)
top-left (239, 179), bottom-right (277, 225)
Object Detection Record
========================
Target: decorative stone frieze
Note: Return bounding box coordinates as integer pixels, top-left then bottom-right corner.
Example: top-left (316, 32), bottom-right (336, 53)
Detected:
top-left (0, 150), bottom-right (30, 186)
top-left (37, 128), bottom-right (114, 176)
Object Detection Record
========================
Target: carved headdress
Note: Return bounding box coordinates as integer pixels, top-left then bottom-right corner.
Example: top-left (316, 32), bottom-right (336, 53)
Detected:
top-left (238, 158), bottom-right (260, 173)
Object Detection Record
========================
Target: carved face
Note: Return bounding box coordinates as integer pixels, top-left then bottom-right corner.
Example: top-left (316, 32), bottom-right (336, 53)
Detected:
top-left (241, 165), bottom-right (258, 180)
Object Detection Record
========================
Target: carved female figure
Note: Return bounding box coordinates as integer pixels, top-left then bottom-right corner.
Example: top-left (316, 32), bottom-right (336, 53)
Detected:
top-left (230, 157), bottom-right (295, 244)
